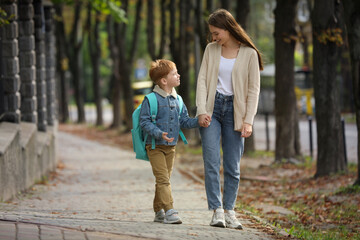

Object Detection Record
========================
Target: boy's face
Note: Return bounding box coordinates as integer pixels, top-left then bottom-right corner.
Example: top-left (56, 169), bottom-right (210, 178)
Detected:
top-left (164, 68), bottom-right (180, 88)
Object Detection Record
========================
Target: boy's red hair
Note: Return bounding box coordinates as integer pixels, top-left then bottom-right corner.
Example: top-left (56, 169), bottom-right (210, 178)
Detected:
top-left (149, 59), bottom-right (176, 84)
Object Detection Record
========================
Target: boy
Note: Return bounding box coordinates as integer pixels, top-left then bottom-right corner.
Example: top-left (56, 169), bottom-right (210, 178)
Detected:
top-left (139, 59), bottom-right (210, 224)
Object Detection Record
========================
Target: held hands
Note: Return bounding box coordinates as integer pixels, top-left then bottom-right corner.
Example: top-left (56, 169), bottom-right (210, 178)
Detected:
top-left (241, 123), bottom-right (253, 138)
top-left (198, 114), bottom-right (212, 128)
top-left (162, 132), bottom-right (174, 143)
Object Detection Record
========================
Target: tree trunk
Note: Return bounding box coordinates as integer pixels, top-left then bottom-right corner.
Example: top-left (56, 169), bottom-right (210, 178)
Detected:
top-left (54, 4), bottom-right (69, 123)
top-left (221, 0), bottom-right (230, 10)
top-left (107, 17), bottom-right (122, 129)
top-left (235, 0), bottom-right (255, 153)
top-left (207, 0), bottom-right (214, 13)
top-left (169, 0), bottom-right (192, 108)
top-left (179, 0), bottom-right (191, 107)
top-left (117, 0), bottom-right (143, 131)
top-left (274, 0), bottom-right (301, 162)
top-left (69, 1), bottom-right (85, 123)
top-left (87, 7), bottom-right (103, 126)
top-left (312, 0), bottom-right (346, 177)
top-left (147, 0), bottom-right (166, 60)
top-left (236, 0), bottom-right (250, 30)
top-left (195, 0), bottom-right (207, 51)
top-left (299, 25), bottom-right (310, 67)
top-left (343, 0), bottom-right (360, 185)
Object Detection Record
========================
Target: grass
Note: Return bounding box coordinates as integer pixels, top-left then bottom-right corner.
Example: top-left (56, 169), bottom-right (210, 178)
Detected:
top-left (244, 150), bottom-right (275, 158)
top-left (279, 224), bottom-right (360, 240)
top-left (336, 185), bottom-right (360, 194)
top-left (182, 145), bottom-right (203, 155)
top-left (234, 156), bottom-right (359, 240)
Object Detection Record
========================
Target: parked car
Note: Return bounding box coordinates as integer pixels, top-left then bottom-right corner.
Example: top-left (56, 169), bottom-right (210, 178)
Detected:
top-left (132, 81), bottom-right (154, 109)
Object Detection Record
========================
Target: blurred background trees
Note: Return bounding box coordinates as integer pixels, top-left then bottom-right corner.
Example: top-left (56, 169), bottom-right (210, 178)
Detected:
top-left (52, 0), bottom-right (359, 182)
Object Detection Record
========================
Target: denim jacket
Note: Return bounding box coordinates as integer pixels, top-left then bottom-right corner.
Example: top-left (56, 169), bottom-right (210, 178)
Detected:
top-left (139, 85), bottom-right (199, 146)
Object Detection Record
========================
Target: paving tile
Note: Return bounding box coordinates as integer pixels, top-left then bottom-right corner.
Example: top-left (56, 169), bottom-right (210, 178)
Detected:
top-left (40, 225), bottom-right (63, 240)
top-left (17, 223), bottom-right (39, 240)
top-left (63, 229), bottom-right (86, 240)
top-left (0, 221), bottom-right (16, 240)
top-left (86, 232), bottom-right (142, 240)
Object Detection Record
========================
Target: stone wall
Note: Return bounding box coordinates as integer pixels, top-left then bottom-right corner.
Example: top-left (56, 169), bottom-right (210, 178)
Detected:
top-left (0, 122), bottom-right (57, 201)
top-left (0, 0), bottom-right (57, 201)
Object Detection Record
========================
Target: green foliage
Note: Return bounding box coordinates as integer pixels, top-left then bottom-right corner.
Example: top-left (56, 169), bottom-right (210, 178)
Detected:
top-left (297, 155), bottom-right (315, 169)
top-left (248, 0), bottom-right (276, 64)
top-left (336, 184), bottom-right (360, 195)
top-left (184, 146), bottom-right (203, 155)
top-left (274, 223), bottom-right (360, 240)
top-left (257, 36), bottom-right (274, 64)
top-left (51, 0), bottom-right (127, 23)
top-left (295, 51), bottom-right (304, 67)
top-left (91, 0), bottom-right (127, 23)
top-left (51, 0), bottom-right (71, 4)
top-left (236, 202), bottom-right (263, 216)
top-left (347, 163), bottom-right (358, 173)
top-left (35, 175), bottom-right (49, 185)
top-left (245, 150), bottom-right (274, 158)
top-left (0, 8), bottom-right (14, 26)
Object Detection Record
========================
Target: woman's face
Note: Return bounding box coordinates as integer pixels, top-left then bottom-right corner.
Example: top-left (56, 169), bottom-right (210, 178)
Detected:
top-left (209, 25), bottom-right (229, 46)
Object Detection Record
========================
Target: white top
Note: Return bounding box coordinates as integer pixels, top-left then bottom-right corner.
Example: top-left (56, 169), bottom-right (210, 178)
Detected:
top-left (217, 56), bottom-right (236, 95)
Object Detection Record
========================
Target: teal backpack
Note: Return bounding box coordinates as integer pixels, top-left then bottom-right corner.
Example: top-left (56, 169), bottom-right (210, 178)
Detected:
top-left (131, 92), bottom-right (188, 161)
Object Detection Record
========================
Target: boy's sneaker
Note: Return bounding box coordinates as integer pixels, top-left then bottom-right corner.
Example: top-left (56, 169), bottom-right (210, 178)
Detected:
top-left (225, 210), bottom-right (243, 229)
top-left (164, 209), bottom-right (182, 224)
top-left (210, 208), bottom-right (226, 228)
top-left (154, 209), bottom-right (165, 223)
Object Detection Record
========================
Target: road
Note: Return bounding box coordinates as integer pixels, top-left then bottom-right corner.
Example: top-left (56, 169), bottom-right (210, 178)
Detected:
top-left (254, 114), bottom-right (358, 163)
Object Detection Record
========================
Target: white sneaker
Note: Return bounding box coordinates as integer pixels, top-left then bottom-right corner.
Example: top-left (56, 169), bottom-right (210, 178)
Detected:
top-left (154, 209), bottom-right (165, 223)
top-left (164, 209), bottom-right (182, 224)
top-left (225, 210), bottom-right (243, 229)
top-left (210, 208), bottom-right (226, 228)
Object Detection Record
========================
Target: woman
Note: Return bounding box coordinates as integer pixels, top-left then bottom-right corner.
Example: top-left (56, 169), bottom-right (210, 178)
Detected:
top-left (196, 9), bottom-right (263, 229)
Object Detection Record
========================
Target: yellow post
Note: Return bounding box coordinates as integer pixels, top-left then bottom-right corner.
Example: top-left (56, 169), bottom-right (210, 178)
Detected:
top-left (305, 89), bottom-right (313, 116)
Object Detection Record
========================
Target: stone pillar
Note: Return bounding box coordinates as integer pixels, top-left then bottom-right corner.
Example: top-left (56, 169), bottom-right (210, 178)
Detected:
top-left (33, 0), bottom-right (46, 131)
top-left (44, 4), bottom-right (55, 126)
top-left (0, 0), bottom-right (21, 123)
top-left (18, 0), bottom-right (37, 123)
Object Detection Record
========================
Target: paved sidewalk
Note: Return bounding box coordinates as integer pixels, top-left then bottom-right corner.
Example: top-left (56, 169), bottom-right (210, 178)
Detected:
top-left (0, 132), bottom-right (275, 240)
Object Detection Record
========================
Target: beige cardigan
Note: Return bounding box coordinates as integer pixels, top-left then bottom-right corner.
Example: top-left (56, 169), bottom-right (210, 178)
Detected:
top-left (196, 42), bottom-right (260, 131)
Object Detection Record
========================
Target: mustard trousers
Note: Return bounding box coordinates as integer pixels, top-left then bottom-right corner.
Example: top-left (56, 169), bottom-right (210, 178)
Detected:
top-left (146, 145), bottom-right (176, 213)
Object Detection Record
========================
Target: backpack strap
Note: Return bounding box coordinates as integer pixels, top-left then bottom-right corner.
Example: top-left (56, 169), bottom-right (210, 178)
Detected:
top-left (177, 95), bottom-right (188, 145)
top-left (146, 92), bottom-right (158, 150)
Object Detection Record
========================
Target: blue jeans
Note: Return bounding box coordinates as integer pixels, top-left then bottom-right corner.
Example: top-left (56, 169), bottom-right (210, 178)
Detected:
top-left (200, 91), bottom-right (244, 210)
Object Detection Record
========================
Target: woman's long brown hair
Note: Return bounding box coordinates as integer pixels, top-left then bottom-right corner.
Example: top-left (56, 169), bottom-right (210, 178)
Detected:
top-left (208, 9), bottom-right (264, 70)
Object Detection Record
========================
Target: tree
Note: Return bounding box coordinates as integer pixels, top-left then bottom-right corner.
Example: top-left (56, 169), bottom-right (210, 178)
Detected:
top-left (146, 0), bottom-right (166, 60)
top-left (274, 0), bottom-right (301, 162)
top-left (221, 0), bottom-right (230, 10)
top-left (343, 0), bottom-right (360, 185)
top-left (86, 5), bottom-right (103, 126)
top-left (236, 0), bottom-right (250, 30)
top-left (194, 0), bottom-right (214, 81)
top-left (54, 0), bottom-right (125, 126)
top-left (234, 0), bottom-right (256, 154)
top-left (117, 0), bottom-right (143, 130)
top-left (66, 1), bottom-right (86, 123)
top-left (169, 0), bottom-right (192, 108)
top-left (107, 15), bottom-right (122, 128)
top-left (312, 0), bottom-right (347, 176)
top-left (54, 4), bottom-right (69, 123)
